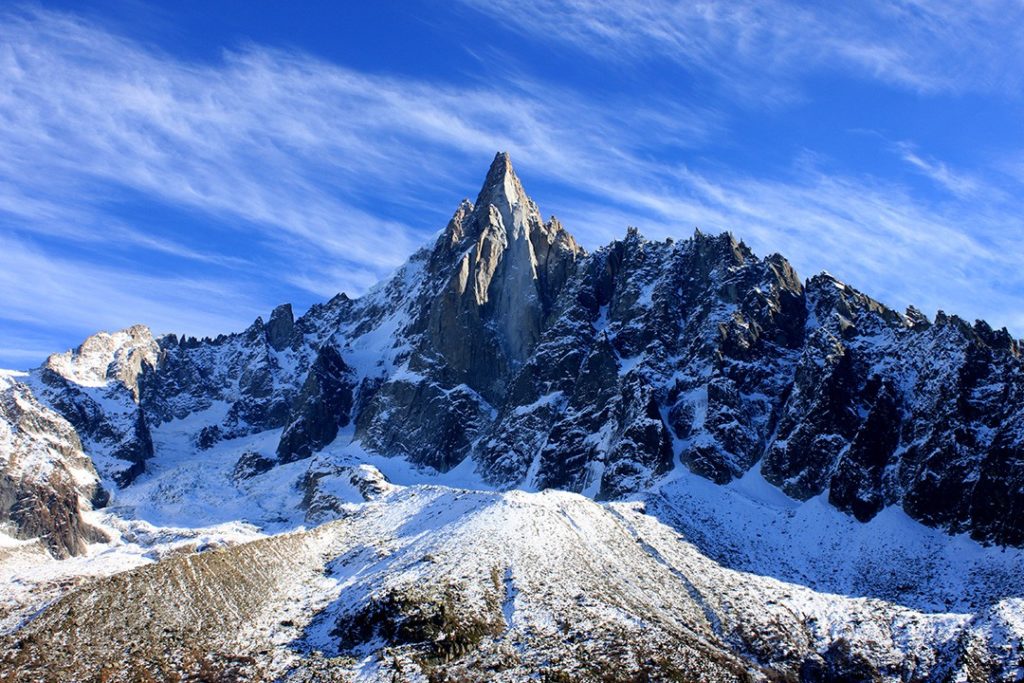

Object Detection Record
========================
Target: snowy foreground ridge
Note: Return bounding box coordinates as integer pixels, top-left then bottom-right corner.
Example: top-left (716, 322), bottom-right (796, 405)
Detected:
top-left (1, 154), bottom-right (1023, 681)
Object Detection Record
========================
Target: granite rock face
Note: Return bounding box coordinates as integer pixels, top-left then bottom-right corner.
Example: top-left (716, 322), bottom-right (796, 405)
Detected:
top-left (479, 228), bottom-right (807, 499)
top-left (760, 276), bottom-right (1024, 546)
top-left (266, 303), bottom-right (295, 352)
top-left (417, 154), bottom-right (582, 399)
top-left (355, 152), bottom-right (583, 468)
top-left (276, 345), bottom-right (355, 463)
top-left (11, 152), bottom-right (1024, 548)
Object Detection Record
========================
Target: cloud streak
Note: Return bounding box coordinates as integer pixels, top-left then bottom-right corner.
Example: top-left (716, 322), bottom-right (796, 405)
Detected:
top-left (0, 5), bottom-right (719, 358)
top-left (455, 0), bottom-right (1024, 99)
top-left (0, 236), bottom-right (261, 342)
top-left (895, 144), bottom-right (983, 199)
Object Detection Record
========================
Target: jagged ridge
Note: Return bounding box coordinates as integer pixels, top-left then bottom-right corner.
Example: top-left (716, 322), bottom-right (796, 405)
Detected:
top-left (4, 152), bottom-right (1024, 556)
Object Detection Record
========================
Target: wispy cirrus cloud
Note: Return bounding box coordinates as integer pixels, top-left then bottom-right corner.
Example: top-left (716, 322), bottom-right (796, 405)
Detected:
top-left (895, 143), bottom-right (982, 199)
top-left (454, 0), bottom-right (1024, 98)
top-left (0, 6), bottom-right (712, 296)
top-left (0, 236), bottom-right (263, 342)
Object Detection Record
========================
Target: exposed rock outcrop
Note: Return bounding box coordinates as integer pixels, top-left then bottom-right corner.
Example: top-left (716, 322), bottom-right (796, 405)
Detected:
top-left (0, 375), bottom-right (107, 557)
top-left (266, 303), bottom-right (295, 351)
top-left (355, 152), bottom-right (583, 469)
top-left (29, 326), bottom-right (158, 486)
top-left (276, 345), bottom-right (355, 463)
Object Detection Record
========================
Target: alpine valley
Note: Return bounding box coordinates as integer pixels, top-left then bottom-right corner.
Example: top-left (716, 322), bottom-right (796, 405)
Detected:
top-left (1, 154), bottom-right (1023, 682)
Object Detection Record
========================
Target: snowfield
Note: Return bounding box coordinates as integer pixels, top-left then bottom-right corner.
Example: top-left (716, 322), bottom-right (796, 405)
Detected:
top-left (1, 450), bottom-right (1023, 680)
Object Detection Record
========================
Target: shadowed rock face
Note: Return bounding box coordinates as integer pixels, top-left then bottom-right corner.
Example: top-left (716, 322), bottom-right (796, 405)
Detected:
top-left (266, 303), bottom-right (295, 352)
top-left (479, 227), bottom-right (810, 499)
top-left (15, 153), bottom-right (1024, 548)
top-left (354, 152), bottom-right (584, 467)
top-left (276, 345), bottom-right (355, 463)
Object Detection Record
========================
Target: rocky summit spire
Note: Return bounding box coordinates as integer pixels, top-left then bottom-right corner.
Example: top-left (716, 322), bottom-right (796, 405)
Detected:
top-left (464, 151), bottom-right (541, 245)
top-left (477, 151), bottom-right (516, 196)
top-left (419, 152), bottom-right (584, 402)
top-left (475, 152), bottom-right (526, 211)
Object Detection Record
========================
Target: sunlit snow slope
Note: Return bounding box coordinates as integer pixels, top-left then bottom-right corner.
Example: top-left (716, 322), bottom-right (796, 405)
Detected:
top-left (4, 473), bottom-right (1022, 682)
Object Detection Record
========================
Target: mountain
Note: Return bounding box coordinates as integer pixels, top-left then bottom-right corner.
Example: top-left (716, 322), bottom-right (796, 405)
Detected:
top-left (21, 151), bottom-right (1020, 548)
top-left (1, 153), bottom-right (1023, 681)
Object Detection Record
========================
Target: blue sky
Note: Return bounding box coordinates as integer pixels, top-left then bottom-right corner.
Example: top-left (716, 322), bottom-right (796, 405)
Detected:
top-left (1, 1), bottom-right (1023, 368)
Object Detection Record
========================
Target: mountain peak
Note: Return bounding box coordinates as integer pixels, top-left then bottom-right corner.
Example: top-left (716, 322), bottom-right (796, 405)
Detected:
top-left (473, 151), bottom-right (530, 221)
top-left (481, 150), bottom-right (514, 188)
top-left (42, 325), bottom-right (158, 391)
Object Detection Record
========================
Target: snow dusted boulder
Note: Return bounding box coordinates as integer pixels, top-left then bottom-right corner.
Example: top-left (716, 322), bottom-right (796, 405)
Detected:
top-left (300, 462), bottom-right (394, 523)
top-left (0, 374), bottom-right (107, 558)
top-left (231, 450), bottom-right (276, 481)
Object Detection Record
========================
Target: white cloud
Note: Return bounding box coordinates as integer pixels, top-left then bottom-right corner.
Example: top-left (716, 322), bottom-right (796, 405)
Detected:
top-left (454, 0), bottom-right (1024, 98)
top-left (0, 236), bottom-right (260, 341)
top-left (895, 144), bottom-right (982, 198)
top-left (0, 7), bottom-right (713, 291)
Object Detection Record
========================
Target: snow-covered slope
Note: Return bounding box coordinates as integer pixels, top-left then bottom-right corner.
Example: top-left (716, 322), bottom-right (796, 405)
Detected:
top-left (2, 474), bottom-right (1021, 682)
